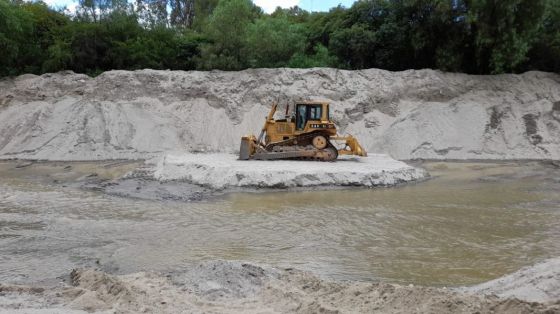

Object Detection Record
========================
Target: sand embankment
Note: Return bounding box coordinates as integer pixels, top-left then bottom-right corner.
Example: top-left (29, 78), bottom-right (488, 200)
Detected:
top-left (1, 260), bottom-right (559, 314)
top-left (1, 69), bottom-right (559, 161)
top-left (463, 257), bottom-right (560, 303)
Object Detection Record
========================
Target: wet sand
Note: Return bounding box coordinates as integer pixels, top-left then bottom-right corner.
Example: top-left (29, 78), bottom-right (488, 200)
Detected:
top-left (1, 260), bottom-right (559, 314)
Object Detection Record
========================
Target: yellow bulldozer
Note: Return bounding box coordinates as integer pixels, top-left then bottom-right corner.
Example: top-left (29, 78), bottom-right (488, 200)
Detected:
top-left (239, 101), bottom-right (367, 161)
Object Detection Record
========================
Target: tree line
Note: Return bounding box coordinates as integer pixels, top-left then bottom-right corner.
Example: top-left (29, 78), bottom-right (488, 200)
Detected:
top-left (1, 0), bottom-right (559, 78)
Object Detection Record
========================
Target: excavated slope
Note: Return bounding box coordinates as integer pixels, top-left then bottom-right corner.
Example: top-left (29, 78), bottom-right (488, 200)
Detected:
top-left (1, 68), bottom-right (559, 160)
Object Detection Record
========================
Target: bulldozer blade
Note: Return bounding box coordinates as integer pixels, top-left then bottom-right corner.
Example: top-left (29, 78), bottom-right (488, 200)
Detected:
top-left (331, 135), bottom-right (368, 157)
top-left (239, 137), bottom-right (253, 160)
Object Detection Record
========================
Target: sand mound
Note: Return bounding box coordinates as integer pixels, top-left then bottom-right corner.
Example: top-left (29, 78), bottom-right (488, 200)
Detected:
top-left (1, 69), bottom-right (559, 161)
top-left (463, 257), bottom-right (560, 303)
top-left (1, 261), bottom-right (559, 314)
top-left (152, 153), bottom-right (427, 189)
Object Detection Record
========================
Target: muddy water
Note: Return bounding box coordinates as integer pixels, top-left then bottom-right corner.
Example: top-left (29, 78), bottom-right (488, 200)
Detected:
top-left (0, 161), bottom-right (559, 286)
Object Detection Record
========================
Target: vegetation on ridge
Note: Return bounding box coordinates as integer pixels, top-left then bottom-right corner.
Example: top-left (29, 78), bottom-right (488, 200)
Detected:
top-left (1, 0), bottom-right (559, 77)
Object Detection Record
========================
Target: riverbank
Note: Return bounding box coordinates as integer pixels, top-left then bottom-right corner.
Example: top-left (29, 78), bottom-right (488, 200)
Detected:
top-left (1, 259), bottom-right (559, 314)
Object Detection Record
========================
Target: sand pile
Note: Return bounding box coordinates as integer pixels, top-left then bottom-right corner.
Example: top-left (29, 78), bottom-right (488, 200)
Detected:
top-left (152, 153), bottom-right (427, 189)
top-left (1, 260), bottom-right (559, 314)
top-left (1, 69), bottom-right (559, 161)
top-left (463, 257), bottom-right (560, 303)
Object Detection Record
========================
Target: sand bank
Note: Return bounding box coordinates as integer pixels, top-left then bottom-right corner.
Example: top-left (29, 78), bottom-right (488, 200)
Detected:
top-left (1, 260), bottom-right (559, 314)
top-left (152, 153), bottom-right (428, 189)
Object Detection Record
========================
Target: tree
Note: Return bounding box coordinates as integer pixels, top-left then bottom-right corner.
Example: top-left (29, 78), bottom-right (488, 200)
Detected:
top-left (135, 0), bottom-right (169, 27)
top-left (170, 0), bottom-right (195, 28)
top-left (0, 0), bottom-right (71, 76)
top-left (0, 0), bottom-right (32, 76)
top-left (43, 39), bottom-right (73, 72)
top-left (192, 0), bottom-right (220, 29)
top-left (246, 16), bottom-right (307, 67)
top-left (271, 5), bottom-right (310, 23)
top-left (198, 0), bottom-right (256, 70)
top-left (75, 0), bottom-right (100, 22)
top-left (288, 44), bottom-right (337, 68)
top-left (305, 5), bottom-right (347, 50)
top-left (1, 0), bottom-right (559, 77)
top-left (466, 0), bottom-right (547, 73)
top-left (330, 23), bottom-right (376, 69)
top-left (524, 0), bottom-right (560, 73)
top-left (327, 0), bottom-right (412, 70)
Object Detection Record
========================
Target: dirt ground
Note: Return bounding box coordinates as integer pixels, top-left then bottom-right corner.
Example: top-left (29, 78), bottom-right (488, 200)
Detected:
top-left (0, 260), bottom-right (559, 314)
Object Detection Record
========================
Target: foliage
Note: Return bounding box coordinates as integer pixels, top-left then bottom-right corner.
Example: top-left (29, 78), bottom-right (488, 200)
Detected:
top-left (524, 0), bottom-right (560, 73)
top-left (467, 0), bottom-right (547, 73)
top-left (0, 0), bottom-right (558, 77)
top-left (246, 15), bottom-right (307, 67)
top-left (197, 0), bottom-right (257, 70)
top-left (288, 44), bottom-right (337, 68)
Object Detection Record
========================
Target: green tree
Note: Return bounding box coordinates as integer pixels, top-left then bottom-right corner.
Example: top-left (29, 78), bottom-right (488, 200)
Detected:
top-left (327, 0), bottom-right (412, 70)
top-left (271, 5), bottom-right (310, 23)
top-left (192, 0), bottom-right (220, 29)
top-left (466, 0), bottom-right (547, 73)
top-left (0, 0), bottom-right (31, 76)
top-left (43, 39), bottom-right (73, 72)
top-left (1, 0), bottom-right (559, 77)
top-left (524, 0), bottom-right (560, 73)
top-left (305, 5), bottom-right (347, 50)
top-left (0, 0), bottom-right (70, 76)
top-left (288, 44), bottom-right (337, 68)
top-left (330, 23), bottom-right (376, 69)
top-left (246, 16), bottom-right (306, 67)
top-left (198, 0), bottom-right (256, 70)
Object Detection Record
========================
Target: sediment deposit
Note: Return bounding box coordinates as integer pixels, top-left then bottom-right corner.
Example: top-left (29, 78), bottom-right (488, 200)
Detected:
top-left (464, 257), bottom-right (560, 303)
top-left (152, 153), bottom-right (427, 189)
top-left (1, 260), bottom-right (559, 314)
top-left (1, 69), bottom-right (559, 161)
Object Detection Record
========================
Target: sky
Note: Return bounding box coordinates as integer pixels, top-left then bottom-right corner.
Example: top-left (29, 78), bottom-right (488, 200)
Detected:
top-left (255, 0), bottom-right (356, 13)
top-left (45, 0), bottom-right (357, 14)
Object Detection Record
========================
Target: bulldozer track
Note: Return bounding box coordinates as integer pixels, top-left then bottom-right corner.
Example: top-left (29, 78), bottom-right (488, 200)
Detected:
top-left (254, 132), bottom-right (338, 161)
top-left (263, 131), bottom-right (323, 151)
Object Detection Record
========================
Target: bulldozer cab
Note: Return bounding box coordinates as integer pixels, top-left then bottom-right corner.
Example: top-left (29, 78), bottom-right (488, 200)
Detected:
top-left (296, 102), bottom-right (329, 130)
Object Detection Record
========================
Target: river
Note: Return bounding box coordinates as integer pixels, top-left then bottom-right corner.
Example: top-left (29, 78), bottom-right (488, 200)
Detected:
top-left (1, 160), bottom-right (559, 287)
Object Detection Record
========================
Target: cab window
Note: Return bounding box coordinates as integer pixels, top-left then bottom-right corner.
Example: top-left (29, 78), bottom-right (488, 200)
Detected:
top-left (296, 104), bottom-right (322, 130)
top-left (297, 105), bottom-right (307, 130)
top-left (309, 105), bottom-right (322, 120)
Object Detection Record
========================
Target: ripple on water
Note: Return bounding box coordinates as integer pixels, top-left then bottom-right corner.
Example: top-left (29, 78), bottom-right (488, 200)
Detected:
top-left (0, 161), bottom-right (559, 286)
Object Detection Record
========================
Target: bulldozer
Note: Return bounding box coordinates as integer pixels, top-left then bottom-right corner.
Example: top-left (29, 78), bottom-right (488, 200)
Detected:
top-left (239, 101), bottom-right (367, 161)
